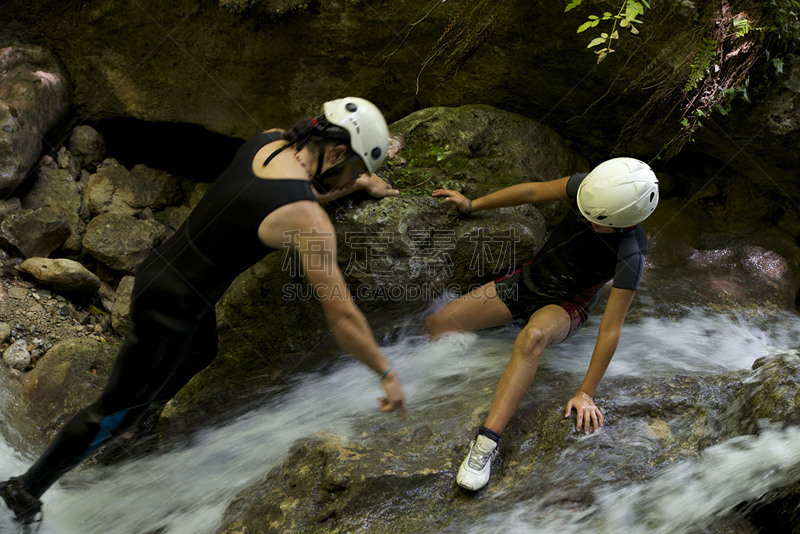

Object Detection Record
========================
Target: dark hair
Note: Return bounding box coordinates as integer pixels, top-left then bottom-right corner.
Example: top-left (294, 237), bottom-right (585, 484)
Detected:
top-left (284, 116), bottom-right (351, 152)
top-left (283, 118), bottom-right (317, 145)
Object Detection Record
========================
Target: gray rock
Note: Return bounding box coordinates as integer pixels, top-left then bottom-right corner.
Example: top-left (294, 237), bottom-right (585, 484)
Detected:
top-left (84, 158), bottom-right (157, 217)
top-left (20, 337), bottom-right (118, 435)
top-left (3, 339), bottom-right (31, 370)
top-left (82, 212), bottom-right (166, 274)
top-left (68, 125), bottom-right (106, 170)
top-left (110, 275), bottom-right (135, 336)
top-left (0, 322), bottom-right (10, 343)
top-left (55, 146), bottom-right (81, 180)
top-left (21, 167), bottom-right (87, 253)
top-left (130, 165), bottom-right (184, 210)
top-left (19, 257), bottom-right (101, 292)
top-left (0, 207), bottom-right (70, 258)
top-left (0, 197), bottom-right (21, 217)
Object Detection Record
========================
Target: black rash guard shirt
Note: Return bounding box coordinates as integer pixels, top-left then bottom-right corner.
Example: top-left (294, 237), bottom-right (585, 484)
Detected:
top-left (136, 131), bottom-right (317, 307)
top-left (497, 172), bottom-right (647, 315)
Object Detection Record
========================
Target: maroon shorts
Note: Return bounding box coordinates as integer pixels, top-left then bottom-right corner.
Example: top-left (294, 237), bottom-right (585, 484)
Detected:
top-left (495, 265), bottom-right (591, 339)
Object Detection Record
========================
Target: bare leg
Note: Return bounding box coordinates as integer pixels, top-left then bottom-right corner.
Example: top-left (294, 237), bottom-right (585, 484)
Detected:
top-left (483, 304), bottom-right (572, 433)
top-left (423, 281), bottom-right (513, 337)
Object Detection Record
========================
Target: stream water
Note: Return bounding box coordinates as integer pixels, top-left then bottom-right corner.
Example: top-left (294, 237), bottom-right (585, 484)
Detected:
top-left (1, 308), bottom-right (800, 533)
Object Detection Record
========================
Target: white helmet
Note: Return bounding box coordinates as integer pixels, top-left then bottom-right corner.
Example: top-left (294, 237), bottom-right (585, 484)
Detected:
top-left (322, 97), bottom-right (389, 174)
top-left (577, 157), bottom-right (659, 227)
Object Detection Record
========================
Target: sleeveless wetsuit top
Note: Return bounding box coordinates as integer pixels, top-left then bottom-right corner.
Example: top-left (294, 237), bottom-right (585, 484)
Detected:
top-left (515, 172), bottom-right (647, 306)
top-left (139, 131), bottom-right (316, 305)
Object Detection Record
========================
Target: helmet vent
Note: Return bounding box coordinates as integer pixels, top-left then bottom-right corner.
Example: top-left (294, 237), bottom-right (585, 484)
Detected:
top-left (649, 192), bottom-right (655, 202)
top-left (371, 147), bottom-right (382, 159)
top-left (346, 102), bottom-right (358, 112)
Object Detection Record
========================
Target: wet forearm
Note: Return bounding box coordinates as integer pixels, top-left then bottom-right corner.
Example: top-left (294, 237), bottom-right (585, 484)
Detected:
top-left (325, 304), bottom-right (390, 375)
top-left (577, 329), bottom-right (620, 396)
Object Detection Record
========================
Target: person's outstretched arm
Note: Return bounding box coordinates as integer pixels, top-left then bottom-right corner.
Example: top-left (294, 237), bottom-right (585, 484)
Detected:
top-left (294, 213), bottom-right (406, 418)
top-left (314, 173), bottom-right (400, 204)
top-left (432, 176), bottom-right (571, 213)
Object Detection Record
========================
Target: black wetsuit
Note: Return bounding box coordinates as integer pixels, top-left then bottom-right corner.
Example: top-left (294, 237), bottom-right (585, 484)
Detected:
top-left (22, 132), bottom-right (316, 498)
top-left (495, 173), bottom-right (647, 330)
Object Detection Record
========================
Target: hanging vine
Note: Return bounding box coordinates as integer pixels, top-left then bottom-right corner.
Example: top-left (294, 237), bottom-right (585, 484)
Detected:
top-left (618, 1), bottom-right (765, 161)
top-left (415, 0), bottom-right (507, 94)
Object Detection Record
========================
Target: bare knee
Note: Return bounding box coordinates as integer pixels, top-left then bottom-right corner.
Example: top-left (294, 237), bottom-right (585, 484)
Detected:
top-left (516, 326), bottom-right (546, 358)
top-left (423, 310), bottom-right (450, 338)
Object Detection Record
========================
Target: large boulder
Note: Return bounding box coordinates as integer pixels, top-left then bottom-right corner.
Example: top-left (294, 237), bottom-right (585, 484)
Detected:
top-left (0, 45), bottom-right (71, 195)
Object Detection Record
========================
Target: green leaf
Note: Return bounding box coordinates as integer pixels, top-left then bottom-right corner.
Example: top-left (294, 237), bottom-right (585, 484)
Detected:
top-left (577, 20), bottom-right (593, 33)
top-left (588, 15), bottom-right (599, 20)
top-left (565, 0), bottom-right (582, 12)
top-left (587, 36), bottom-right (607, 48)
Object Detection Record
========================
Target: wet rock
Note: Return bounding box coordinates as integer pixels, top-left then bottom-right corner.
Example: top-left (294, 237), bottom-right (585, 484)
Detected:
top-left (641, 199), bottom-right (800, 317)
top-left (731, 350), bottom-right (800, 434)
top-left (69, 125), bottom-right (106, 170)
top-left (82, 212), bottom-right (166, 274)
top-left (0, 207), bottom-right (71, 258)
top-left (0, 45), bottom-right (71, 195)
top-left (19, 257), bottom-right (102, 292)
top-left (20, 337), bottom-right (118, 436)
top-left (3, 338), bottom-right (31, 370)
top-left (218, 352), bottom-right (797, 533)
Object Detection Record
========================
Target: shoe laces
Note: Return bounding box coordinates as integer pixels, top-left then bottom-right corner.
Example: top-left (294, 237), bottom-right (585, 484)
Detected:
top-left (467, 436), bottom-right (497, 470)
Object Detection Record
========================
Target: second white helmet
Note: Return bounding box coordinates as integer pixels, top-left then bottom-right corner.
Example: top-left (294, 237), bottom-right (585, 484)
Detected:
top-left (577, 157), bottom-right (659, 227)
top-left (323, 97), bottom-right (389, 175)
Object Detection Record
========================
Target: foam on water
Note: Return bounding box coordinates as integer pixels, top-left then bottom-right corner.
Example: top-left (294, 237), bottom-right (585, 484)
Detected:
top-left (1, 309), bottom-right (799, 532)
top-left (460, 425), bottom-right (800, 534)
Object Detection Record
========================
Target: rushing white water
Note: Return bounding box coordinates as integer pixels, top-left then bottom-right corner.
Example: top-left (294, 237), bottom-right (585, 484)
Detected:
top-left (1, 308), bottom-right (799, 533)
top-left (462, 425), bottom-right (800, 534)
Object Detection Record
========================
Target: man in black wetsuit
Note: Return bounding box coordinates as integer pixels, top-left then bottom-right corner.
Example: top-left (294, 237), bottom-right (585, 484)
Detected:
top-left (424, 157), bottom-right (659, 491)
top-left (0, 97), bottom-right (406, 525)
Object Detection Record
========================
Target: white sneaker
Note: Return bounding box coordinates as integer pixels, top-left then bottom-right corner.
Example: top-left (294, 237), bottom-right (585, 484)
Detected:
top-left (456, 435), bottom-right (498, 490)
